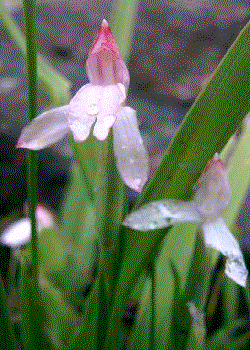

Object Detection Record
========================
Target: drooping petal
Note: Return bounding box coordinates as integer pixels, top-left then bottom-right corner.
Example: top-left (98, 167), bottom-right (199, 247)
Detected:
top-left (1, 218), bottom-right (31, 247)
top-left (123, 200), bottom-right (201, 231)
top-left (16, 106), bottom-right (70, 150)
top-left (93, 84), bottom-right (126, 140)
top-left (194, 153), bottom-right (231, 221)
top-left (202, 217), bottom-right (248, 287)
top-left (113, 107), bottom-right (149, 192)
top-left (86, 19), bottom-right (129, 88)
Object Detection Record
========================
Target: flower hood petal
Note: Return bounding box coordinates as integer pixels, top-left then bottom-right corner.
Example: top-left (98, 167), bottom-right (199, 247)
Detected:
top-left (86, 19), bottom-right (129, 88)
top-left (194, 154), bottom-right (231, 221)
top-left (113, 107), bottom-right (149, 192)
top-left (16, 106), bottom-right (70, 150)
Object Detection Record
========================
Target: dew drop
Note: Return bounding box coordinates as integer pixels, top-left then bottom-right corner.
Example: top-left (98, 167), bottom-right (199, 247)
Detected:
top-left (133, 178), bottom-right (141, 187)
top-left (130, 158), bottom-right (135, 164)
top-left (87, 104), bottom-right (99, 115)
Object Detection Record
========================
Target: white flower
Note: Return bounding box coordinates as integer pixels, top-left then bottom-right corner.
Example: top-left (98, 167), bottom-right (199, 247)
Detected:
top-left (123, 154), bottom-right (248, 287)
top-left (16, 19), bottom-right (149, 193)
top-left (0, 204), bottom-right (54, 247)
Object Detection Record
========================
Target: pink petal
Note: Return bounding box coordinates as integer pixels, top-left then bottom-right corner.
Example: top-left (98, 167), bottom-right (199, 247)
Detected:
top-left (1, 218), bottom-right (31, 247)
top-left (93, 84), bottom-right (126, 140)
top-left (69, 84), bottom-right (102, 141)
top-left (69, 84), bottom-right (126, 141)
top-left (16, 106), bottom-right (70, 150)
top-left (24, 203), bottom-right (55, 229)
top-left (86, 19), bottom-right (129, 88)
top-left (113, 107), bottom-right (149, 192)
top-left (194, 153), bottom-right (231, 221)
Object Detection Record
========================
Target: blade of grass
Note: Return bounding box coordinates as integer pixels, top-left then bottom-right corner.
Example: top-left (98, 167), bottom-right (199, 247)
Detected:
top-left (0, 0), bottom-right (71, 106)
top-left (0, 274), bottom-right (18, 350)
top-left (104, 19), bottom-right (250, 349)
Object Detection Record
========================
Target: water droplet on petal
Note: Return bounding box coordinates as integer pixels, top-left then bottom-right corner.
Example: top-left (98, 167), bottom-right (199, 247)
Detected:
top-left (130, 158), bottom-right (135, 164)
top-left (87, 104), bottom-right (99, 115)
top-left (133, 178), bottom-right (141, 188)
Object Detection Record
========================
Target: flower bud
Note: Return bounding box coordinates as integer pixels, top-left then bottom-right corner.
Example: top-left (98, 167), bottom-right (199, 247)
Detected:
top-left (86, 19), bottom-right (129, 88)
top-left (194, 154), bottom-right (231, 221)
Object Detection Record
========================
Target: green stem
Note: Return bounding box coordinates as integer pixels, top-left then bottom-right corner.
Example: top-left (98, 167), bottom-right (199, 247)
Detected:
top-left (94, 131), bottom-right (126, 348)
top-left (21, 2), bottom-right (42, 349)
top-left (0, 274), bottom-right (18, 350)
top-left (23, 0), bottom-right (39, 286)
top-left (149, 262), bottom-right (156, 350)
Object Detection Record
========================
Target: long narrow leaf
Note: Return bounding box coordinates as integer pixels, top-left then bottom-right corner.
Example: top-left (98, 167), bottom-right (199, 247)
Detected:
top-left (104, 19), bottom-right (250, 350)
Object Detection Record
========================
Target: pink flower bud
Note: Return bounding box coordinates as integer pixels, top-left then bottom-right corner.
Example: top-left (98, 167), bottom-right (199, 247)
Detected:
top-left (194, 153), bottom-right (231, 221)
top-left (86, 19), bottom-right (129, 89)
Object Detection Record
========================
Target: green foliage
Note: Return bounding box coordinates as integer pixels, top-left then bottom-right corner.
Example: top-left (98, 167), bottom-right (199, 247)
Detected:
top-left (1, 0), bottom-right (250, 349)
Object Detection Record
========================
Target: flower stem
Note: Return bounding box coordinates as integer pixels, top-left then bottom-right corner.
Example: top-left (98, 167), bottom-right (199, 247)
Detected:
top-left (21, 1), bottom-right (41, 349)
top-left (23, 0), bottom-right (38, 284)
top-left (149, 262), bottom-right (156, 350)
top-left (94, 131), bottom-right (126, 348)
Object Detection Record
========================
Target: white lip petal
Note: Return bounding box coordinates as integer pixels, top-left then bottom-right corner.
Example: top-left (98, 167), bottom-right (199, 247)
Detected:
top-left (202, 217), bottom-right (248, 287)
top-left (113, 107), bottom-right (149, 192)
top-left (93, 84), bottom-right (126, 141)
top-left (69, 84), bottom-right (101, 141)
top-left (1, 218), bottom-right (31, 247)
top-left (17, 106), bottom-right (70, 150)
top-left (123, 200), bottom-right (201, 231)
top-left (93, 114), bottom-right (116, 141)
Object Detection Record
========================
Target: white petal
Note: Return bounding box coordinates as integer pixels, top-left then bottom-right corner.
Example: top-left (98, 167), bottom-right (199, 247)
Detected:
top-left (123, 200), bottom-right (201, 231)
top-left (1, 218), bottom-right (31, 247)
top-left (202, 217), bottom-right (248, 287)
top-left (69, 84), bottom-right (102, 141)
top-left (93, 114), bottom-right (116, 141)
top-left (93, 84), bottom-right (126, 140)
top-left (113, 107), bottom-right (149, 192)
top-left (17, 106), bottom-right (70, 150)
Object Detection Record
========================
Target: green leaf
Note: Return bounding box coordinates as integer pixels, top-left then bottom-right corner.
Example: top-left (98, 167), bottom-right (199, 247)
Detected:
top-left (0, 274), bottom-right (18, 350)
top-left (20, 261), bottom-right (49, 350)
top-left (104, 19), bottom-right (250, 350)
top-left (129, 279), bottom-right (151, 350)
top-left (205, 318), bottom-right (250, 350)
top-left (69, 278), bottom-right (101, 350)
top-left (0, 0), bottom-right (71, 106)
top-left (40, 276), bottom-right (80, 350)
top-left (69, 136), bottom-right (99, 202)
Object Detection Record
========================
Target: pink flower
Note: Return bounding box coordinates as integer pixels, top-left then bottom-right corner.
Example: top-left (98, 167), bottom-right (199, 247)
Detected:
top-left (194, 153), bottom-right (231, 221)
top-left (16, 20), bottom-right (149, 193)
top-left (0, 204), bottom-right (55, 247)
top-left (123, 154), bottom-right (248, 287)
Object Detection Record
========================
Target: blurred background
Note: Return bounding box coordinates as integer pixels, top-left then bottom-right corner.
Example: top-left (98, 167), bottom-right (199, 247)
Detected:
top-left (1, 0), bottom-right (250, 275)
